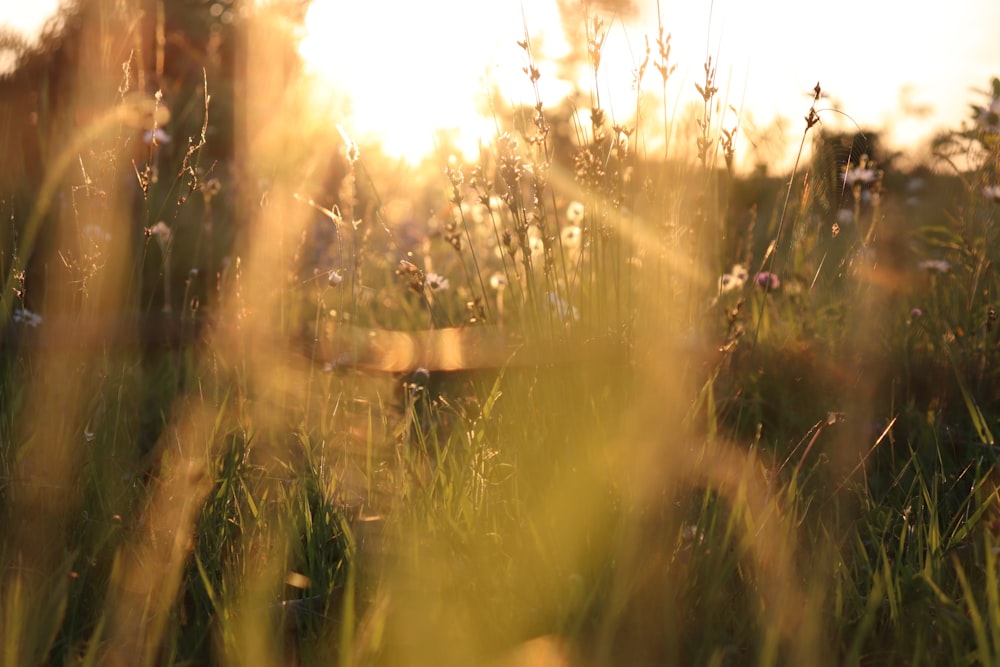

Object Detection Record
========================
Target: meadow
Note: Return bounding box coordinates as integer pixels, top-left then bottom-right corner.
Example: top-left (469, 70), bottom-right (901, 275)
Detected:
top-left (2, 1), bottom-right (1000, 665)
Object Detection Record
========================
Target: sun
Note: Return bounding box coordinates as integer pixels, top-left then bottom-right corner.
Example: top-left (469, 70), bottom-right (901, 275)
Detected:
top-left (297, 0), bottom-right (572, 166)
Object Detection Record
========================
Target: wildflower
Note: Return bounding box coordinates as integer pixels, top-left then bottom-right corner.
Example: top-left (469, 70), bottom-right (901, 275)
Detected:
top-left (718, 274), bottom-right (739, 294)
top-left (717, 264), bottom-right (748, 295)
top-left (328, 270), bottom-right (343, 286)
top-left (425, 273), bottom-right (450, 292)
top-left (974, 95), bottom-right (1000, 131)
top-left (917, 259), bottom-right (951, 273)
top-left (203, 178), bottom-right (222, 198)
top-left (489, 272), bottom-right (507, 290)
top-left (566, 201), bottom-right (585, 224)
top-left (560, 225), bottom-right (582, 250)
top-left (755, 271), bottom-right (781, 290)
top-left (983, 185), bottom-right (1000, 202)
top-left (142, 128), bottom-right (171, 145)
top-left (836, 208), bottom-right (854, 225)
top-left (910, 307), bottom-right (923, 319)
top-left (147, 221), bottom-right (171, 245)
top-left (844, 166), bottom-right (877, 187)
top-left (12, 308), bottom-right (42, 327)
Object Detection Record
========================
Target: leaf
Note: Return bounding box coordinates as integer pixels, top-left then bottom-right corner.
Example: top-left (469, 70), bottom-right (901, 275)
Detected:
top-left (942, 331), bottom-right (995, 446)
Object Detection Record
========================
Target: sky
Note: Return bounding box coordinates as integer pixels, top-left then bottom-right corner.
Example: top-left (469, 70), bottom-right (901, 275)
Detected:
top-left (3, 0), bottom-right (999, 172)
top-left (297, 0), bottom-right (1000, 171)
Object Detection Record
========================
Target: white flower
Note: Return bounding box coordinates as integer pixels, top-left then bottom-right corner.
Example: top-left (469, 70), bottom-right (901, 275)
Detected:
top-left (917, 259), bottom-right (951, 273)
top-left (425, 273), bottom-right (450, 291)
top-left (718, 273), bottom-right (744, 294)
top-left (327, 270), bottom-right (343, 286)
top-left (489, 272), bottom-right (507, 289)
top-left (142, 128), bottom-right (171, 145)
top-left (844, 167), bottom-right (877, 186)
top-left (560, 225), bottom-right (582, 250)
top-left (983, 185), bottom-right (1000, 202)
top-left (836, 208), bottom-right (854, 225)
top-left (12, 308), bottom-right (42, 327)
top-left (718, 264), bottom-right (748, 294)
top-left (148, 221), bottom-right (171, 245)
top-left (565, 201), bottom-right (585, 225)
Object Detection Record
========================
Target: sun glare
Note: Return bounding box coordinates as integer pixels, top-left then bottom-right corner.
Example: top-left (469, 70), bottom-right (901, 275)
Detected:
top-left (299, 1), bottom-right (574, 165)
top-left (295, 0), bottom-right (785, 171)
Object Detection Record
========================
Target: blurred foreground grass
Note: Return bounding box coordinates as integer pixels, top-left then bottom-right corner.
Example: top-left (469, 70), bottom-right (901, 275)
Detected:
top-left (3, 2), bottom-right (1000, 666)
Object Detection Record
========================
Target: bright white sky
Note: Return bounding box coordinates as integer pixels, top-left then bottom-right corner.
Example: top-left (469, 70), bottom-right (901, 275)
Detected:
top-left (4, 0), bottom-right (999, 172)
top-left (298, 0), bottom-right (1000, 171)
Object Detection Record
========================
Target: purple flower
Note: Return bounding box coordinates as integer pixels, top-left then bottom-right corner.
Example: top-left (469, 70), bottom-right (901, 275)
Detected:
top-left (755, 272), bottom-right (781, 290)
top-left (910, 307), bottom-right (923, 319)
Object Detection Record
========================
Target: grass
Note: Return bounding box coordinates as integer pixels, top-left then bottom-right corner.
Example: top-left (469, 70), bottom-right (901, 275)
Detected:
top-left (2, 1), bottom-right (1000, 665)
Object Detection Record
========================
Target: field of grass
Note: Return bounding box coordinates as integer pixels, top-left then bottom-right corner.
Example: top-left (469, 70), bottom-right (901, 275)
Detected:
top-left (3, 2), bottom-right (1000, 665)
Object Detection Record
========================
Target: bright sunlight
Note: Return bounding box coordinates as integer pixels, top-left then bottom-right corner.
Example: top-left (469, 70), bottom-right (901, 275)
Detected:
top-left (298, 0), bottom-right (573, 164)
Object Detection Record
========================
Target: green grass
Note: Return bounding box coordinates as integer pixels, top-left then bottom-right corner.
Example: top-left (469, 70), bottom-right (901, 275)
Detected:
top-left (3, 2), bottom-right (1000, 665)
